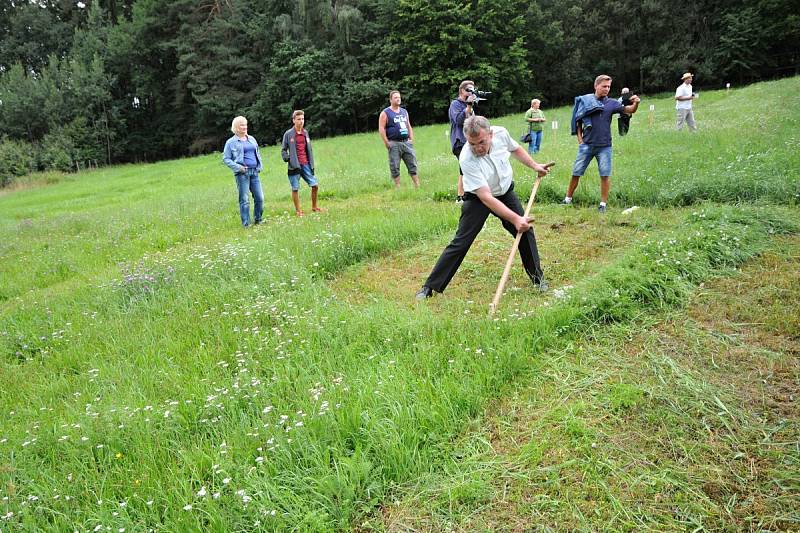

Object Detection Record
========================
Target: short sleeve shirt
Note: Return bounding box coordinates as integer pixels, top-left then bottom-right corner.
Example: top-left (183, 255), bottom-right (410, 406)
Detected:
top-left (675, 83), bottom-right (693, 110)
top-left (460, 126), bottom-right (519, 196)
top-left (580, 97), bottom-right (624, 147)
top-left (525, 108), bottom-right (545, 132)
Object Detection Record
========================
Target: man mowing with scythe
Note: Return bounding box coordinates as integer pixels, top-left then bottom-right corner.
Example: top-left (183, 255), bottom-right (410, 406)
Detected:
top-left (416, 115), bottom-right (551, 300)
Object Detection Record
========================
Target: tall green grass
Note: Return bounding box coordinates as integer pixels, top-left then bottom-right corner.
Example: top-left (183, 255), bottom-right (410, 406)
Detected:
top-left (2, 204), bottom-right (795, 530)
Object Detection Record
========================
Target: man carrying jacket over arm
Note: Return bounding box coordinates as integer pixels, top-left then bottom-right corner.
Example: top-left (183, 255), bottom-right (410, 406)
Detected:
top-left (562, 75), bottom-right (639, 213)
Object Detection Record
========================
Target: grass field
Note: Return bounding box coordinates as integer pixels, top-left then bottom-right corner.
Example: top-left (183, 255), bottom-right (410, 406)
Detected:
top-left (1, 78), bottom-right (798, 532)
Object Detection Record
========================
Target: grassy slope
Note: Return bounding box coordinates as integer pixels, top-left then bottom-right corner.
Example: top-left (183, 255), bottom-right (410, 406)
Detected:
top-left (2, 77), bottom-right (798, 301)
top-left (0, 78), bottom-right (798, 532)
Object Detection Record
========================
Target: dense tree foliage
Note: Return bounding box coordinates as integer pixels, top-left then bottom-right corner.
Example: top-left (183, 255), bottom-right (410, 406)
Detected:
top-left (0, 0), bottom-right (797, 179)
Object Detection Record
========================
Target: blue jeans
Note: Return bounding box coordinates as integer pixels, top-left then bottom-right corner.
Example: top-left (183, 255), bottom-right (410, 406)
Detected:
top-left (528, 130), bottom-right (542, 154)
top-left (571, 144), bottom-right (613, 177)
top-left (235, 169), bottom-right (264, 226)
top-left (287, 164), bottom-right (318, 191)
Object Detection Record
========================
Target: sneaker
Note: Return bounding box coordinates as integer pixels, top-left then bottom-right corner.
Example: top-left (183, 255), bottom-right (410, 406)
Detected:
top-left (415, 286), bottom-right (434, 300)
top-left (560, 199), bottom-right (572, 205)
top-left (535, 279), bottom-right (549, 293)
top-left (598, 204), bottom-right (606, 214)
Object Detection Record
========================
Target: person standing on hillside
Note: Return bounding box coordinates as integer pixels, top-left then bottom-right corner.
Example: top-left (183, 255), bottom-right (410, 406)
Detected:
top-left (449, 80), bottom-right (477, 202)
top-left (562, 75), bottom-right (640, 213)
top-left (281, 110), bottom-right (323, 216)
top-left (675, 72), bottom-right (698, 132)
top-left (416, 115), bottom-right (550, 300)
top-left (617, 87), bottom-right (632, 136)
top-left (222, 115), bottom-right (264, 227)
top-left (378, 90), bottom-right (420, 188)
top-left (524, 98), bottom-right (546, 154)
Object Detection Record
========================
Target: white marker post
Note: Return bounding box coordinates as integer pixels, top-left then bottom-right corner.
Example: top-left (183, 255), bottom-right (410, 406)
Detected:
top-left (648, 104), bottom-right (655, 129)
top-left (551, 120), bottom-right (558, 142)
top-left (726, 82), bottom-right (731, 93)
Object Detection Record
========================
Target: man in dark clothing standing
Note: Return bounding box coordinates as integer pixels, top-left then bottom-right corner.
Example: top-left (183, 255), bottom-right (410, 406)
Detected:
top-left (617, 87), bottom-right (632, 136)
top-left (378, 90), bottom-right (420, 188)
top-left (449, 80), bottom-right (477, 201)
top-left (562, 75), bottom-right (640, 213)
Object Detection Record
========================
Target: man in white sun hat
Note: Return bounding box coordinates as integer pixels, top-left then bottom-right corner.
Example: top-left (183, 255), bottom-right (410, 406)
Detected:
top-left (675, 72), bottom-right (698, 132)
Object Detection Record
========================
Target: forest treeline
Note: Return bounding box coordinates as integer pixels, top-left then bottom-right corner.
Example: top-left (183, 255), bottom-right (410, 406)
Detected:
top-left (0, 0), bottom-right (798, 184)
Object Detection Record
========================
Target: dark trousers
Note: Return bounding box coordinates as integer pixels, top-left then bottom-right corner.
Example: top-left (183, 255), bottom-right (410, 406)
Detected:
top-left (424, 182), bottom-right (543, 292)
top-left (452, 143), bottom-right (464, 175)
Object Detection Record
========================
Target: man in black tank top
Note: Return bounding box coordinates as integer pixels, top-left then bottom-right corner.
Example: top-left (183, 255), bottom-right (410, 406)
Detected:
top-left (378, 90), bottom-right (420, 188)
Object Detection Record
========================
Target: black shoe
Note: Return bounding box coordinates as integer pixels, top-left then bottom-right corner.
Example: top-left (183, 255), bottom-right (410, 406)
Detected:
top-left (415, 286), bottom-right (434, 300)
top-left (535, 279), bottom-right (549, 293)
top-left (598, 204), bottom-right (606, 214)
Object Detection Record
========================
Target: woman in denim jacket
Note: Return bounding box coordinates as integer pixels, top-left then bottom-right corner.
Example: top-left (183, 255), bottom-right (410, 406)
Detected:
top-left (222, 116), bottom-right (264, 227)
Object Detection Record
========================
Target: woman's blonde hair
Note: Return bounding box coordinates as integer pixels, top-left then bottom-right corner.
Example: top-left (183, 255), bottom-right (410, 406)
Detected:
top-left (231, 116), bottom-right (247, 134)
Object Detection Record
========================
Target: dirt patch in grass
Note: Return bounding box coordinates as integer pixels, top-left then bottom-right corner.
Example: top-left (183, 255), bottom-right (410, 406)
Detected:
top-left (329, 206), bottom-right (675, 313)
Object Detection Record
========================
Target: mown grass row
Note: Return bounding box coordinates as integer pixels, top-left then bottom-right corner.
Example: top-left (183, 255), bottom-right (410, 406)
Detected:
top-left (1, 204), bottom-right (796, 531)
top-left (382, 237), bottom-right (799, 531)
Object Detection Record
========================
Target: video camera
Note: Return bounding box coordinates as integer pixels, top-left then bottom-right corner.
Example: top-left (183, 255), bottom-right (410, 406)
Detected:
top-left (465, 85), bottom-right (491, 105)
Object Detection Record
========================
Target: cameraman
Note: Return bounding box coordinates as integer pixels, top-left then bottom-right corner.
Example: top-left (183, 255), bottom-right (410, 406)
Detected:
top-left (449, 80), bottom-right (477, 200)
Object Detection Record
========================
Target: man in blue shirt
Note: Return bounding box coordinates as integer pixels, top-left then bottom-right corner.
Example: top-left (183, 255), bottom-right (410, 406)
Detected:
top-left (563, 75), bottom-right (640, 212)
top-left (378, 90), bottom-right (420, 188)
